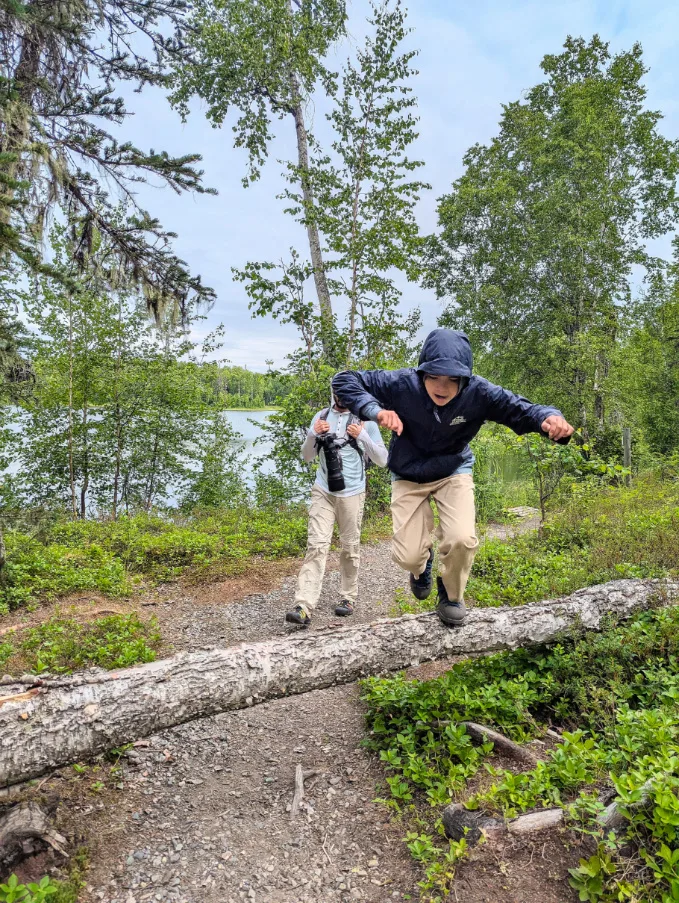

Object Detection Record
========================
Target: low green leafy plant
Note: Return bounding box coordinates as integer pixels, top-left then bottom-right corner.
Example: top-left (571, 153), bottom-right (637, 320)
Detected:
top-left (0, 506), bottom-right (312, 611)
top-left (2, 613), bottom-right (160, 674)
top-left (0, 876), bottom-right (58, 903)
top-left (0, 504), bottom-right (393, 612)
top-left (401, 476), bottom-right (679, 613)
top-left (362, 605), bottom-right (679, 901)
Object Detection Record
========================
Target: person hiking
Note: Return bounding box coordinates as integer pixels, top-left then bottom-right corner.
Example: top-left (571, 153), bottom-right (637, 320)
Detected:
top-left (285, 391), bottom-right (388, 627)
top-left (332, 328), bottom-right (574, 627)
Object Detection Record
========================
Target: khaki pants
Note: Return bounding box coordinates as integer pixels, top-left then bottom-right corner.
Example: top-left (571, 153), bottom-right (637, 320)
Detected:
top-left (294, 485), bottom-right (366, 612)
top-left (391, 473), bottom-right (479, 602)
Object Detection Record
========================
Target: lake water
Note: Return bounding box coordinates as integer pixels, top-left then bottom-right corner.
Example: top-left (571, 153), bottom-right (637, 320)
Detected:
top-left (226, 410), bottom-right (276, 475)
top-left (3, 409), bottom-right (278, 505)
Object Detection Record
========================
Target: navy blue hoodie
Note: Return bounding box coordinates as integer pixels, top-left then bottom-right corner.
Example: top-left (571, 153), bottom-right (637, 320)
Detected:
top-left (332, 328), bottom-right (566, 484)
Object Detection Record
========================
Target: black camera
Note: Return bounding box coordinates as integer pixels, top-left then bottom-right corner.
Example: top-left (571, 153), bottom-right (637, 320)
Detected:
top-left (316, 433), bottom-right (346, 492)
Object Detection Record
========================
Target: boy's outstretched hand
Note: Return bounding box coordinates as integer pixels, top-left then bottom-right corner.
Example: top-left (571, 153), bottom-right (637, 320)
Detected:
top-left (541, 415), bottom-right (574, 441)
top-left (377, 410), bottom-right (403, 436)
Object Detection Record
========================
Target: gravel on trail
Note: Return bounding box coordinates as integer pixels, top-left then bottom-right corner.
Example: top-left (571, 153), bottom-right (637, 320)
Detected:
top-left (50, 540), bottom-right (421, 903)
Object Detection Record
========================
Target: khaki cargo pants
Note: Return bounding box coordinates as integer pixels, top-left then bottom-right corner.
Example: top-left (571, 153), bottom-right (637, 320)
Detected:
top-left (294, 485), bottom-right (366, 613)
top-left (391, 473), bottom-right (479, 602)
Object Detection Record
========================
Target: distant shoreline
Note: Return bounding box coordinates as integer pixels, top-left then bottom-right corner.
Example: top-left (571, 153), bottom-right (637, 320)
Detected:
top-left (224, 407), bottom-right (281, 412)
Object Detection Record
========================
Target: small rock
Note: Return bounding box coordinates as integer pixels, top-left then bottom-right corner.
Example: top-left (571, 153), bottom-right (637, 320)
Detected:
top-left (506, 505), bottom-right (539, 518)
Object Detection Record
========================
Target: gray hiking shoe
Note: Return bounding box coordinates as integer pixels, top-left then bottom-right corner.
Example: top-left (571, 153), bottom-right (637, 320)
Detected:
top-left (436, 577), bottom-right (466, 627)
top-left (285, 604), bottom-right (311, 627)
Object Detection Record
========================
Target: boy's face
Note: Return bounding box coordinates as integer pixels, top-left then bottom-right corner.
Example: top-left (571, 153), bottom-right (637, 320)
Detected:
top-left (423, 374), bottom-right (461, 406)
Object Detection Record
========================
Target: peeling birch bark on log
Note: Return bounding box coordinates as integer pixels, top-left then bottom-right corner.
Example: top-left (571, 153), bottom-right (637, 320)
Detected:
top-left (0, 578), bottom-right (675, 788)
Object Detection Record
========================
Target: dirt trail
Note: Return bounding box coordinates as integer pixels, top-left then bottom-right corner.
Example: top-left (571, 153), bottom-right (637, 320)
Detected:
top-left (21, 516), bottom-right (580, 902)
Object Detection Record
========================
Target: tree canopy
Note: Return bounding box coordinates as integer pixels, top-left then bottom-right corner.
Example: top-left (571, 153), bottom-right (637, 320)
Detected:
top-left (0, 0), bottom-right (215, 315)
top-left (426, 36), bottom-right (679, 432)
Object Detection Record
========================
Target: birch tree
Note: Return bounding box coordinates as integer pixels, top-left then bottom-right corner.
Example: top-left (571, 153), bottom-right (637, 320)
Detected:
top-left (170, 0), bottom-right (347, 350)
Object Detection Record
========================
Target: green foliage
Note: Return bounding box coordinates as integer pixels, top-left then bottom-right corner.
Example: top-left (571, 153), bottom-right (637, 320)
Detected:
top-left (0, 506), bottom-right (310, 611)
top-left (305, 0), bottom-right (430, 366)
top-left (518, 434), bottom-right (628, 521)
top-left (615, 279), bottom-right (679, 458)
top-left (0, 851), bottom-right (88, 903)
top-left (200, 363), bottom-right (291, 409)
top-left (364, 474), bottom-right (679, 900)
top-left (0, 535), bottom-right (131, 613)
top-left (181, 415), bottom-right (247, 510)
top-left (471, 427), bottom-right (535, 522)
top-left (469, 477), bottom-right (678, 607)
top-left (14, 614), bottom-right (160, 674)
top-left (237, 0), bottom-right (427, 371)
top-left (171, 0), bottom-right (347, 183)
top-left (363, 604), bottom-right (679, 900)
top-left (0, 613), bottom-right (159, 674)
top-left (427, 35), bottom-right (679, 435)
top-left (391, 475), bottom-right (679, 614)
top-left (0, 875), bottom-right (58, 903)
top-left (6, 231), bottom-right (247, 519)
top-left (0, 0), bottom-right (214, 314)
top-left (391, 459), bottom-right (678, 621)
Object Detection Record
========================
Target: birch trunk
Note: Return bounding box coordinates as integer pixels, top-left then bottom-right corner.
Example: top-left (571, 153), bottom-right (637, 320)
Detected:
top-left (0, 578), bottom-right (674, 788)
top-left (291, 95), bottom-right (333, 339)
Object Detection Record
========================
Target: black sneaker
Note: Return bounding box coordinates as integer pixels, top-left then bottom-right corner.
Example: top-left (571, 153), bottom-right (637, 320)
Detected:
top-left (436, 577), bottom-right (466, 627)
top-left (285, 604), bottom-right (311, 627)
top-left (334, 600), bottom-right (354, 617)
top-left (410, 548), bottom-right (434, 600)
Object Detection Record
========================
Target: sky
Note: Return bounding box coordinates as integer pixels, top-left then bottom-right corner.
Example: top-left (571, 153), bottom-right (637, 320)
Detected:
top-left (118, 0), bottom-right (679, 371)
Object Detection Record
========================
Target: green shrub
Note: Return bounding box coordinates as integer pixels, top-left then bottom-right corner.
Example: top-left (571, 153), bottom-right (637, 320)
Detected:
top-left (1, 536), bottom-right (130, 613)
top-left (6, 614), bottom-right (161, 674)
top-left (0, 505), bottom-right (311, 610)
top-left (398, 476), bottom-right (679, 611)
top-left (0, 876), bottom-right (58, 903)
top-left (362, 605), bottom-right (679, 901)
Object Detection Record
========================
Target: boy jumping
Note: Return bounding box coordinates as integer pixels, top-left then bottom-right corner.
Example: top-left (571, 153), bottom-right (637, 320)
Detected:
top-left (332, 328), bottom-right (573, 626)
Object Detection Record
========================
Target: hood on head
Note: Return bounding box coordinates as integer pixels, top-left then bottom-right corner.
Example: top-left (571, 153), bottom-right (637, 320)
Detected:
top-left (416, 328), bottom-right (473, 378)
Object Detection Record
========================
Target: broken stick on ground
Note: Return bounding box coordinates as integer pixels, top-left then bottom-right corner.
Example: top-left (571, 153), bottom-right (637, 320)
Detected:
top-left (290, 764), bottom-right (305, 820)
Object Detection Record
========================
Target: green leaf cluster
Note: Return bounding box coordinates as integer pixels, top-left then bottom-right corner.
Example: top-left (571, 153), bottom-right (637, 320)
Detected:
top-left (0, 613), bottom-right (161, 675)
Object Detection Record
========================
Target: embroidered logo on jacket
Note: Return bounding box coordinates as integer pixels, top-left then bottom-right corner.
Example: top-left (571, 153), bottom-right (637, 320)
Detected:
top-left (449, 416), bottom-right (467, 426)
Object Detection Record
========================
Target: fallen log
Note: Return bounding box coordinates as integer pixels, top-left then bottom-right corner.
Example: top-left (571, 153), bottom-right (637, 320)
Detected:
top-left (0, 578), bottom-right (674, 788)
top-left (461, 722), bottom-right (539, 766)
top-left (443, 803), bottom-right (565, 844)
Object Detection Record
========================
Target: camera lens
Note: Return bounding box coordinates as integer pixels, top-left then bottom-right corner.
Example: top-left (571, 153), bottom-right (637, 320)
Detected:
top-left (322, 438), bottom-right (345, 492)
